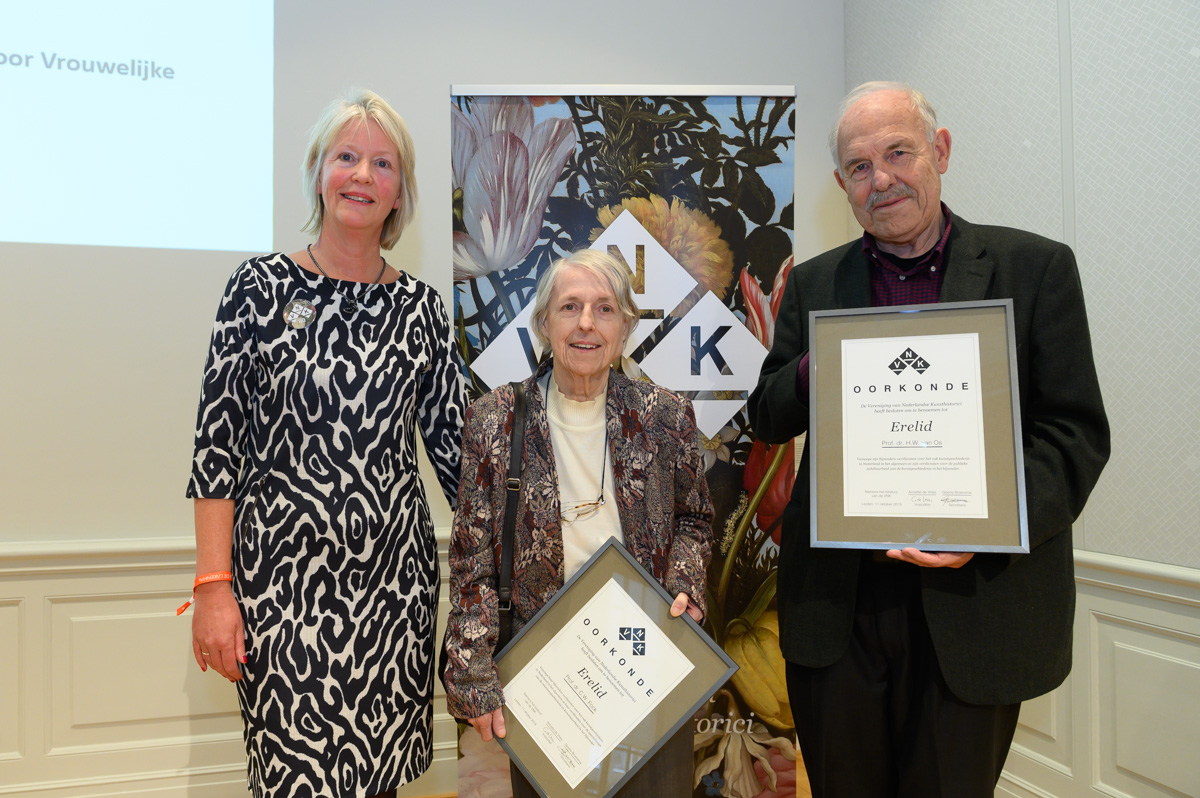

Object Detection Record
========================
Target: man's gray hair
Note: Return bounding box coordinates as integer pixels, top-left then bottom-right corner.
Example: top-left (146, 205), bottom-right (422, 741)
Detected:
top-left (828, 82), bottom-right (939, 174)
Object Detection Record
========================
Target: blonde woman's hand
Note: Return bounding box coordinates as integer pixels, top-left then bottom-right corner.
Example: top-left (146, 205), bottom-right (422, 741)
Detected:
top-left (192, 582), bottom-right (246, 682)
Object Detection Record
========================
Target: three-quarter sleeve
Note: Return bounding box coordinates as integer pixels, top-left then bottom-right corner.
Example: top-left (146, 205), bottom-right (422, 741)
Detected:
top-left (416, 290), bottom-right (466, 508)
top-left (187, 263), bottom-right (257, 499)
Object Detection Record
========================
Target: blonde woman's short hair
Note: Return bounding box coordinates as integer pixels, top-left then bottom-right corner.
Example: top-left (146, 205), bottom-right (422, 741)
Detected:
top-left (300, 89), bottom-right (418, 250)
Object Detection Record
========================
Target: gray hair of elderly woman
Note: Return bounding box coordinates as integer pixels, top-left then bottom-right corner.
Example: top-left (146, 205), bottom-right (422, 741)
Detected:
top-left (828, 81), bottom-right (939, 175)
top-left (300, 89), bottom-right (418, 250)
top-left (530, 249), bottom-right (640, 353)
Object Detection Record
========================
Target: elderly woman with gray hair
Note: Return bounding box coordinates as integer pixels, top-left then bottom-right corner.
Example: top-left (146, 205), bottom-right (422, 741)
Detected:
top-left (442, 248), bottom-right (713, 796)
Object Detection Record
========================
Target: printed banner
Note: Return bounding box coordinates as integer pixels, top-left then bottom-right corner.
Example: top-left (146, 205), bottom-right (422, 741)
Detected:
top-left (452, 88), bottom-right (802, 798)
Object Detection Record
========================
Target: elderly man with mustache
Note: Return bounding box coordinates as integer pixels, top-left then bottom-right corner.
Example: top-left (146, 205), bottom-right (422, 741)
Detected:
top-left (749, 82), bottom-right (1110, 797)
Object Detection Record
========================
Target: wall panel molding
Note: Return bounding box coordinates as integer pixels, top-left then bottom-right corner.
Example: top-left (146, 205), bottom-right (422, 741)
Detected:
top-left (0, 531), bottom-right (456, 797)
top-left (1013, 688), bottom-right (1074, 779)
top-left (1074, 550), bottom-right (1200, 610)
top-left (0, 531), bottom-right (453, 571)
top-left (1112, 642), bottom-right (1200, 796)
top-left (1000, 550), bottom-right (1200, 798)
top-left (0, 763), bottom-right (248, 797)
top-left (0, 599), bottom-right (22, 761)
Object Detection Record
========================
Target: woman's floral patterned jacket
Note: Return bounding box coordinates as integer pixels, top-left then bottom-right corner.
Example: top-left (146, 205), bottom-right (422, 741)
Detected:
top-left (442, 360), bottom-right (713, 720)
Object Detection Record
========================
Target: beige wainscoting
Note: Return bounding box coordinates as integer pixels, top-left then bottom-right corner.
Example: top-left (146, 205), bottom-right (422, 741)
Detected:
top-left (999, 551), bottom-right (1200, 798)
top-left (0, 536), bottom-right (457, 798)
top-left (4, 540), bottom-right (1197, 798)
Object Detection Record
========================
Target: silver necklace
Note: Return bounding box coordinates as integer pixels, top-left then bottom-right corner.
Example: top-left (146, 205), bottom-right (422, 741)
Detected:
top-left (306, 244), bottom-right (387, 318)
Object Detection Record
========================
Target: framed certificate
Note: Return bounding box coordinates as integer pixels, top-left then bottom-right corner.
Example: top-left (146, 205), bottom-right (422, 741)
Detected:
top-left (809, 299), bottom-right (1029, 552)
top-left (495, 538), bottom-right (736, 798)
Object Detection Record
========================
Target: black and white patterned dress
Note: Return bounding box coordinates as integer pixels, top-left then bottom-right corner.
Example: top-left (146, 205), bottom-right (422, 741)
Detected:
top-left (187, 253), bottom-right (464, 798)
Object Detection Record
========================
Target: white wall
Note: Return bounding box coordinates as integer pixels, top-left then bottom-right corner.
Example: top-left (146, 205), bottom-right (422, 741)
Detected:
top-left (845, 2), bottom-right (1200, 796)
top-left (843, 0), bottom-right (1200, 571)
top-left (0, 2), bottom-right (846, 795)
top-left (0, 0), bottom-right (846, 546)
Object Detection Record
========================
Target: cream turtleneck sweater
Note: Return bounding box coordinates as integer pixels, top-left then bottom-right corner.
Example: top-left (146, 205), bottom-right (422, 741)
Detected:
top-left (546, 377), bottom-right (623, 580)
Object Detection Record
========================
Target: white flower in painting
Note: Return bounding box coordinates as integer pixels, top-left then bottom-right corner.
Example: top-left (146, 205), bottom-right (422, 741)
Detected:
top-left (700, 425), bottom-right (739, 470)
top-left (452, 96), bottom-right (576, 281)
top-left (694, 711), bottom-right (797, 798)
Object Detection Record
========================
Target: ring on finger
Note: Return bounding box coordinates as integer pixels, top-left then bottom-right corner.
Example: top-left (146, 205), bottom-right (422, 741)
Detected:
top-left (201, 651), bottom-right (211, 656)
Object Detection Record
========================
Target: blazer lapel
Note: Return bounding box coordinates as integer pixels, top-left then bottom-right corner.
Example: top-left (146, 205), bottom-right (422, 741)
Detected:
top-left (833, 246), bottom-right (871, 308)
top-left (523, 372), bottom-right (563, 540)
top-left (939, 217), bottom-right (994, 302)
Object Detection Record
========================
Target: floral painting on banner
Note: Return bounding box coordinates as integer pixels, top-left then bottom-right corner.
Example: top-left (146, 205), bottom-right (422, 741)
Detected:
top-left (452, 89), bottom-right (804, 798)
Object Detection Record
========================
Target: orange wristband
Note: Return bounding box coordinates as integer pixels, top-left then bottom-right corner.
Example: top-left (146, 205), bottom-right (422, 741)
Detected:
top-left (176, 571), bottom-right (233, 615)
top-left (193, 571), bottom-right (233, 589)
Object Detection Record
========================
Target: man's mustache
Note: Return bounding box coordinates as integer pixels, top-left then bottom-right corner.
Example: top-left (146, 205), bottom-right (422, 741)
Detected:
top-left (866, 185), bottom-right (915, 211)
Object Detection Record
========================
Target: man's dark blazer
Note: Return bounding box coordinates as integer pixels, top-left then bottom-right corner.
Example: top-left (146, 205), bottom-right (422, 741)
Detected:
top-left (748, 214), bottom-right (1110, 705)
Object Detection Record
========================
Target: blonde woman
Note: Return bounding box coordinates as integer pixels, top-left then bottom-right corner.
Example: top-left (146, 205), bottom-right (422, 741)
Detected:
top-left (186, 90), bottom-right (464, 798)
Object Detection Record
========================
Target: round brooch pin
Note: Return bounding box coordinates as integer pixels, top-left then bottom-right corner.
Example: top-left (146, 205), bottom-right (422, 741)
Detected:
top-left (282, 298), bottom-right (317, 329)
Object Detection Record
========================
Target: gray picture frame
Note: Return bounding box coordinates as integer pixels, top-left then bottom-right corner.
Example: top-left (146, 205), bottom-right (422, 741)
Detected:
top-left (495, 538), bottom-right (737, 797)
top-left (808, 299), bottom-right (1029, 552)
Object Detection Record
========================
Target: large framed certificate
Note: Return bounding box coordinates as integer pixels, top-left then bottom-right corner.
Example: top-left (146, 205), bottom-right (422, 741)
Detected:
top-left (809, 299), bottom-right (1029, 552)
top-left (495, 538), bottom-right (736, 798)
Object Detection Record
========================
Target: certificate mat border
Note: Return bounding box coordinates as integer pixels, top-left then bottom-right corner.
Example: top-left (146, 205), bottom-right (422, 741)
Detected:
top-left (495, 538), bottom-right (737, 798)
top-left (808, 299), bottom-right (1029, 552)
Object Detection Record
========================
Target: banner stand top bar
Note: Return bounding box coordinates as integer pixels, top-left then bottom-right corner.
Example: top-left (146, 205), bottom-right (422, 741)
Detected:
top-left (451, 84), bottom-right (796, 97)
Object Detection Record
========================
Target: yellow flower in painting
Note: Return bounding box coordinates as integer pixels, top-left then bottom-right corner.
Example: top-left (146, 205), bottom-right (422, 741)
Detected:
top-left (724, 611), bottom-right (794, 730)
top-left (593, 195), bottom-right (734, 300)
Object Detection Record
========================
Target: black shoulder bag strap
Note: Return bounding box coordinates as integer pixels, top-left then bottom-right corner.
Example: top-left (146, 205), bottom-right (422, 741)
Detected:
top-left (438, 381), bottom-right (528, 701)
top-left (496, 381), bottom-right (527, 651)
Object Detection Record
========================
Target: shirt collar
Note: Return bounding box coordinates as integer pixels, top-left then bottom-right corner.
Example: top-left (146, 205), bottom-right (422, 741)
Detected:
top-left (861, 203), bottom-right (953, 270)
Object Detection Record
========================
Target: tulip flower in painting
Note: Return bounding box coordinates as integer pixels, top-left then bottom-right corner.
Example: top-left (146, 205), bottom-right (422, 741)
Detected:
top-left (742, 439), bottom-right (793, 543)
top-left (739, 254), bottom-right (793, 350)
top-left (451, 96), bottom-right (576, 285)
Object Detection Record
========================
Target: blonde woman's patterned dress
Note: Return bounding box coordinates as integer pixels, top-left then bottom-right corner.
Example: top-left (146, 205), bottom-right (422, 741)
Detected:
top-left (188, 253), bottom-right (464, 798)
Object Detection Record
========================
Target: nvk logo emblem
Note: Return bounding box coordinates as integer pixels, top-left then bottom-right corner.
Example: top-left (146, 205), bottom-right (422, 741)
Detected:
top-left (282, 298), bottom-right (317, 330)
top-left (888, 347), bottom-right (931, 375)
top-left (619, 626), bottom-right (646, 656)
